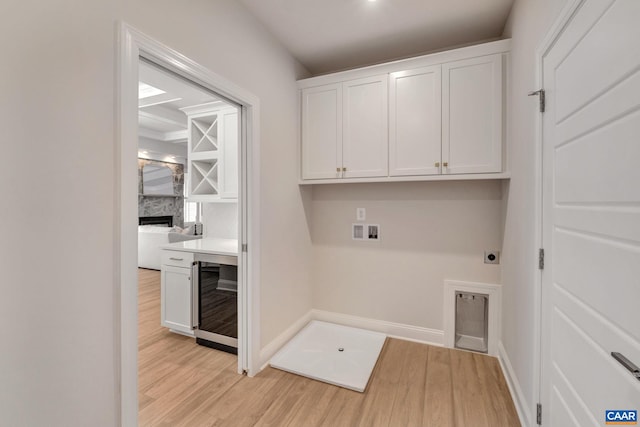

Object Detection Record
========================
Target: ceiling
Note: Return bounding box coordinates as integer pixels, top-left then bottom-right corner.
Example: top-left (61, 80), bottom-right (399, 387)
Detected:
top-left (138, 62), bottom-right (233, 162)
top-left (240, 0), bottom-right (515, 75)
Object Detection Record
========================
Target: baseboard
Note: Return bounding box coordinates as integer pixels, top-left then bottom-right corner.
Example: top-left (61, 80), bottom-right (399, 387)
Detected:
top-left (311, 309), bottom-right (444, 347)
top-left (259, 310), bottom-right (313, 370)
top-left (498, 341), bottom-right (531, 427)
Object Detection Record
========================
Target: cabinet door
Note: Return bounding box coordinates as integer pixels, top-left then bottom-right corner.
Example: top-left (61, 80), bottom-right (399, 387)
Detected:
top-left (342, 75), bottom-right (388, 178)
top-left (161, 265), bottom-right (194, 335)
top-left (442, 54), bottom-right (502, 174)
top-left (219, 108), bottom-right (238, 198)
top-left (301, 83), bottom-right (342, 180)
top-left (389, 66), bottom-right (442, 176)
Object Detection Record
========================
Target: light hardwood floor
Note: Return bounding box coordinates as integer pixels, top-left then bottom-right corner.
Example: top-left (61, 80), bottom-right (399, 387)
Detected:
top-left (138, 268), bottom-right (521, 427)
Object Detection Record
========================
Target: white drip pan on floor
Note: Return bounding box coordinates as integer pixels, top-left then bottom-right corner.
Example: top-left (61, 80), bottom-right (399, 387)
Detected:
top-left (270, 321), bottom-right (386, 392)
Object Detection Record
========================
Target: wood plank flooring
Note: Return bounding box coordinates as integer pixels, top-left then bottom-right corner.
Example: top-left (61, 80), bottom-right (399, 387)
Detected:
top-left (138, 268), bottom-right (520, 427)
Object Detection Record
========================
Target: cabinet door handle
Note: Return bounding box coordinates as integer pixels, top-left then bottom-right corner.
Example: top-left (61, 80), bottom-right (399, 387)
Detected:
top-left (435, 162), bottom-right (440, 167)
top-left (342, 167), bottom-right (347, 172)
top-left (191, 262), bottom-right (199, 329)
top-left (169, 257), bottom-right (184, 261)
top-left (443, 162), bottom-right (449, 167)
top-left (336, 167), bottom-right (340, 172)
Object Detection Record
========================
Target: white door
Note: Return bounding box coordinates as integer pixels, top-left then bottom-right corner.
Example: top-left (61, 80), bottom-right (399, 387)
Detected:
top-left (442, 54), bottom-right (502, 174)
top-left (342, 75), bottom-right (388, 178)
top-left (541, 1), bottom-right (640, 425)
top-left (389, 65), bottom-right (442, 176)
top-left (301, 83), bottom-right (342, 180)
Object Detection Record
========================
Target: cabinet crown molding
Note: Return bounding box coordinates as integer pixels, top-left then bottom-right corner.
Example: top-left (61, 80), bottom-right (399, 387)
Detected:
top-left (298, 39), bottom-right (511, 89)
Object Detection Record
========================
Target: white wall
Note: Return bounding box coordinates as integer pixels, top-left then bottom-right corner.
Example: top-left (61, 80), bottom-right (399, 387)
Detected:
top-left (500, 0), bottom-right (567, 424)
top-left (201, 203), bottom-right (238, 239)
top-left (310, 181), bottom-right (503, 331)
top-left (0, 0), bottom-right (312, 424)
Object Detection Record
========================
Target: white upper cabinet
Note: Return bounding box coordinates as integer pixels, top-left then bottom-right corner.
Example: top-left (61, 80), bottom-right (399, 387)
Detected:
top-left (442, 54), bottom-right (503, 174)
top-left (301, 76), bottom-right (387, 180)
top-left (182, 105), bottom-right (239, 201)
top-left (389, 65), bottom-right (442, 176)
top-left (298, 39), bottom-right (509, 183)
top-left (219, 109), bottom-right (238, 198)
top-left (301, 83), bottom-right (342, 180)
top-left (342, 75), bottom-right (388, 178)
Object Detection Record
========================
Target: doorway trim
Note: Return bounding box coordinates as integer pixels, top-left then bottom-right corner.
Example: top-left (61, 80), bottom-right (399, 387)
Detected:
top-left (533, 0), bottom-right (585, 422)
top-left (116, 23), bottom-right (261, 426)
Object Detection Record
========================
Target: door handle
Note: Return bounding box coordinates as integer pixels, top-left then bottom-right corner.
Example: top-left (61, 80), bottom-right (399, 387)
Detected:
top-left (191, 262), bottom-right (199, 330)
top-left (611, 352), bottom-right (640, 381)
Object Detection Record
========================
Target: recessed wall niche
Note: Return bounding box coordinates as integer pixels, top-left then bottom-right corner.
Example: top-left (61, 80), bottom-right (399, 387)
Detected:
top-left (138, 159), bottom-right (184, 228)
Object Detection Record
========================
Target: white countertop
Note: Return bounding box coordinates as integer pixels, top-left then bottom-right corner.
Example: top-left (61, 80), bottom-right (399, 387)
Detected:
top-left (162, 238), bottom-right (239, 257)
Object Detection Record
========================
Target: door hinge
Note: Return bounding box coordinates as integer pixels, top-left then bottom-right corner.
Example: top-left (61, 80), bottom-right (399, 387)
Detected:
top-left (538, 248), bottom-right (545, 270)
top-left (537, 403), bottom-right (542, 425)
top-left (528, 89), bottom-right (546, 113)
top-left (242, 243), bottom-right (248, 253)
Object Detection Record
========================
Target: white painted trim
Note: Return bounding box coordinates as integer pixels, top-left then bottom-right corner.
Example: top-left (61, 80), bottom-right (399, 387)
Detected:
top-left (498, 341), bottom-right (532, 427)
top-left (443, 280), bottom-right (502, 356)
top-left (259, 310), bottom-right (314, 370)
top-left (533, 0), bottom-right (585, 421)
top-left (137, 127), bottom-right (188, 143)
top-left (311, 309), bottom-right (444, 347)
top-left (298, 39), bottom-right (511, 89)
top-left (116, 22), bottom-right (261, 426)
top-left (299, 172), bottom-right (511, 185)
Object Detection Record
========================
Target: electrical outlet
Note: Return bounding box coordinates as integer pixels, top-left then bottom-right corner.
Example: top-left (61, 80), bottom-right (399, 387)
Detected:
top-left (484, 251), bottom-right (500, 264)
top-left (356, 208), bottom-right (366, 221)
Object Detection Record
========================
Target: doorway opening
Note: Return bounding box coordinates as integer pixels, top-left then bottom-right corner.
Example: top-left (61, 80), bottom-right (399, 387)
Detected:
top-left (118, 23), bottom-right (261, 426)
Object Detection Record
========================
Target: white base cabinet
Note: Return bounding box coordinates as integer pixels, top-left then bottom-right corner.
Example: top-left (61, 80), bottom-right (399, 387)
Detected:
top-left (160, 251), bottom-right (195, 336)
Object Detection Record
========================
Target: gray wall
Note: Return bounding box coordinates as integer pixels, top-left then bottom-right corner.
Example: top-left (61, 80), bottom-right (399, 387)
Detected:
top-left (501, 0), bottom-right (568, 424)
top-left (0, 0), bottom-right (312, 424)
top-left (310, 181), bottom-right (503, 329)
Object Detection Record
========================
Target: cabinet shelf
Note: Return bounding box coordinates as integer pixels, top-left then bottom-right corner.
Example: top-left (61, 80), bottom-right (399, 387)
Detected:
top-left (190, 151), bottom-right (219, 161)
top-left (298, 172), bottom-right (510, 185)
top-left (183, 105), bottom-right (238, 201)
top-left (191, 117), bottom-right (218, 153)
top-left (191, 160), bottom-right (219, 195)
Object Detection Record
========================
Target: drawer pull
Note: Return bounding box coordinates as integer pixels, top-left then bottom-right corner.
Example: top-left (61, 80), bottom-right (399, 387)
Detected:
top-left (169, 257), bottom-right (184, 261)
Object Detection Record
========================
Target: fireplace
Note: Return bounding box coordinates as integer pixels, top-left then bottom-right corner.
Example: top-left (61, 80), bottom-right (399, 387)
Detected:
top-left (139, 215), bottom-right (173, 227)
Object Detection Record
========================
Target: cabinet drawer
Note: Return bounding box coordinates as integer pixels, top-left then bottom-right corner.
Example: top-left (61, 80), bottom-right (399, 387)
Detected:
top-left (161, 251), bottom-right (194, 268)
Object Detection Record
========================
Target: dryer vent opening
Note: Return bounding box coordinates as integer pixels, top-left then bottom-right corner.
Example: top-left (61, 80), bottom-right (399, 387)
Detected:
top-left (455, 292), bottom-right (489, 353)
